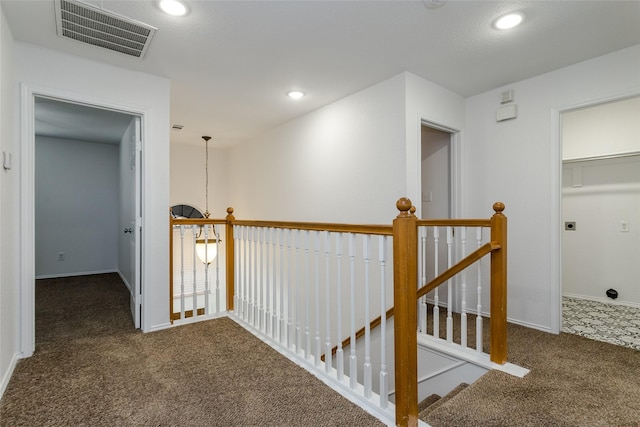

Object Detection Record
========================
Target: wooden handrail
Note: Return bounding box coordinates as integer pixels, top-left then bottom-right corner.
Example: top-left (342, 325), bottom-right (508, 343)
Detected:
top-left (170, 218), bottom-right (227, 226)
top-left (416, 241), bottom-right (500, 300)
top-left (230, 219), bottom-right (393, 236)
top-left (417, 218), bottom-right (491, 227)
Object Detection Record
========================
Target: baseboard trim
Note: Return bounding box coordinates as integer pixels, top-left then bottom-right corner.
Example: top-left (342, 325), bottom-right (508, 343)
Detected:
top-left (0, 352), bottom-right (20, 401)
top-left (563, 293), bottom-right (640, 309)
top-left (144, 322), bottom-right (173, 333)
top-left (35, 269), bottom-right (118, 280)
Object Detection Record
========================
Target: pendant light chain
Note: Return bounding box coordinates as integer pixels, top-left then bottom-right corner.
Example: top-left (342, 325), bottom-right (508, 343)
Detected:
top-left (202, 136), bottom-right (211, 218)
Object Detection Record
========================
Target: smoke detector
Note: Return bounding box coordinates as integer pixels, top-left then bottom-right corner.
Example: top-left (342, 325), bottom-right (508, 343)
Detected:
top-left (54, 0), bottom-right (157, 59)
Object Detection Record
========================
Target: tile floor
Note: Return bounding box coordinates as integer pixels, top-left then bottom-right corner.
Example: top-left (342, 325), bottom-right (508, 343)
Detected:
top-left (563, 296), bottom-right (640, 351)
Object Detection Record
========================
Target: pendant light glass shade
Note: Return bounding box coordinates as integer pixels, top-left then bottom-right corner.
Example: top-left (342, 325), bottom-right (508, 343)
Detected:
top-left (196, 237), bottom-right (217, 265)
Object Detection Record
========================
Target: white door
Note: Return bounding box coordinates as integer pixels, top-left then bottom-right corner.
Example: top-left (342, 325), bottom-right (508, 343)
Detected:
top-left (130, 116), bottom-right (142, 328)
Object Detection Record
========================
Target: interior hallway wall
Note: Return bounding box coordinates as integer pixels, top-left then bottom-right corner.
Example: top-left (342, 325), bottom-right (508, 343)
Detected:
top-left (35, 136), bottom-right (119, 278)
top-left (0, 5), bottom-right (18, 399)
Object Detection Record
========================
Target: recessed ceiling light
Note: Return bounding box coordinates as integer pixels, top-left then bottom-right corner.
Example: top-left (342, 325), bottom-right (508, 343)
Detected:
top-left (159, 0), bottom-right (188, 17)
top-left (493, 12), bottom-right (525, 30)
top-left (287, 91), bottom-right (305, 100)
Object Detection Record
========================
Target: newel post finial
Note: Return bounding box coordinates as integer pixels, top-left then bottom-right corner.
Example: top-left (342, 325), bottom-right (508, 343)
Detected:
top-left (396, 198), bottom-right (414, 218)
top-left (493, 202), bottom-right (505, 215)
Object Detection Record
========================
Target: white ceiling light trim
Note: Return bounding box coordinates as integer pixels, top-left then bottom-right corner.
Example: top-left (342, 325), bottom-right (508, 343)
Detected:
top-left (493, 12), bottom-right (525, 30)
top-left (159, 0), bottom-right (189, 17)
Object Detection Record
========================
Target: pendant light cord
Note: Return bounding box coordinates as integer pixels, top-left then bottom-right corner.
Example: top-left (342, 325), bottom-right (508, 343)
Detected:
top-left (202, 136), bottom-right (211, 218)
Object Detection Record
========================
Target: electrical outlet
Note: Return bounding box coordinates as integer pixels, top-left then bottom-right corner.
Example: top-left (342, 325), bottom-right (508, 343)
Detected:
top-left (58, 252), bottom-right (66, 261)
top-left (620, 221), bottom-right (629, 232)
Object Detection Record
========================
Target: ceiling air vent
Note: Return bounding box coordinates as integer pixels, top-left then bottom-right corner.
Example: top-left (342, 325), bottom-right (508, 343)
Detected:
top-left (54, 0), bottom-right (157, 59)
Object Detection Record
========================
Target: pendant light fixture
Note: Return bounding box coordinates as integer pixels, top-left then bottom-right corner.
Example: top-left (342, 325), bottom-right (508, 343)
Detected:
top-left (195, 135), bottom-right (217, 264)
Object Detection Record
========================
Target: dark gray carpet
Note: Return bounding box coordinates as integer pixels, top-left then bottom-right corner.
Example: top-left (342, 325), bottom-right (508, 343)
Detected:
top-left (424, 317), bottom-right (640, 426)
top-left (0, 274), bottom-right (383, 426)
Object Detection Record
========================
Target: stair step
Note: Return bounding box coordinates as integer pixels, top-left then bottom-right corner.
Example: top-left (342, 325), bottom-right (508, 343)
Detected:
top-left (418, 393), bottom-right (441, 413)
top-left (418, 383), bottom-right (469, 419)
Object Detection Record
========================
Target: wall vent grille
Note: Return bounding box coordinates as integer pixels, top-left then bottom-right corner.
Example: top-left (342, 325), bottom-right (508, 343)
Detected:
top-left (54, 0), bottom-right (157, 59)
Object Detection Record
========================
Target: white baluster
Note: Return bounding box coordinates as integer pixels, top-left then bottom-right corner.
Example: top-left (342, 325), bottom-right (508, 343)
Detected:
top-left (460, 227), bottom-right (468, 348)
top-left (324, 231), bottom-right (332, 373)
top-left (418, 226), bottom-right (427, 333)
top-left (336, 233), bottom-right (344, 381)
top-left (279, 228), bottom-right (286, 344)
top-left (363, 234), bottom-right (372, 398)
top-left (204, 224), bottom-right (210, 316)
top-left (447, 226), bottom-right (453, 343)
top-left (295, 230), bottom-right (302, 353)
top-left (265, 227), bottom-right (271, 336)
top-left (192, 225), bottom-right (198, 319)
top-left (287, 229), bottom-right (294, 349)
top-left (271, 228), bottom-right (278, 338)
top-left (214, 226), bottom-right (220, 314)
top-left (349, 233), bottom-right (357, 389)
top-left (379, 235), bottom-right (388, 409)
top-left (433, 226), bottom-right (440, 339)
top-left (179, 225), bottom-right (185, 320)
top-left (256, 227), bottom-right (265, 331)
top-left (314, 231), bottom-right (321, 366)
top-left (233, 226), bottom-right (239, 316)
top-left (249, 227), bottom-right (255, 325)
top-left (476, 227), bottom-right (483, 353)
top-left (251, 227), bottom-right (262, 329)
top-left (243, 226), bottom-right (249, 321)
top-left (304, 231), bottom-right (311, 359)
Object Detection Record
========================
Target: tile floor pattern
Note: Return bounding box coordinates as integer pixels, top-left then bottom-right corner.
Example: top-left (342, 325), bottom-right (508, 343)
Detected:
top-left (563, 297), bottom-right (640, 351)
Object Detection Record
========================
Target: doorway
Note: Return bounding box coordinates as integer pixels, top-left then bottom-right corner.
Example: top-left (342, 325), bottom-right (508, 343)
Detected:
top-left (21, 91), bottom-right (144, 356)
top-left (420, 124), bottom-right (452, 220)
top-left (560, 95), bottom-right (640, 338)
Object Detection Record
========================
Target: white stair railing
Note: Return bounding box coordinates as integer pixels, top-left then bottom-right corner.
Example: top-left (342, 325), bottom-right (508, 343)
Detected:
top-left (169, 218), bottom-right (224, 324)
top-left (231, 223), bottom-right (396, 423)
top-left (416, 222), bottom-right (491, 353)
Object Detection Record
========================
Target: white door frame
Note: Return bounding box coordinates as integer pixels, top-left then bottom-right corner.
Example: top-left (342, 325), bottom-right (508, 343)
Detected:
top-left (550, 89), bottom-right (640, 334)
top-left (19, 82), bottom-right (147, 357)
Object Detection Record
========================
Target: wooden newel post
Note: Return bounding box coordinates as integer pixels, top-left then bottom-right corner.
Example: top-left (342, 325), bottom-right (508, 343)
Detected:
top-left (490, 202), bottom-right (507, 364)
top-left (225, 207), bottom-right (236, 312)
top-left (393, 198), bottom-right (418, 427)
top-left (169, 208), bottom-right (175, 324)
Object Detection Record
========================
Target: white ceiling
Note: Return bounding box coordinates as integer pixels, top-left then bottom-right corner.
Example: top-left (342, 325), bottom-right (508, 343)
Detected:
top-left (3, 0), bottom-right (640, 148)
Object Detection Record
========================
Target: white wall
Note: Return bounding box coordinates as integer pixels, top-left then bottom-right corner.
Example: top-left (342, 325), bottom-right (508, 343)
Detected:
top-left (14, 42), bottom-right (170, 341)
top-left (35, 136), bottom-right (119, 278)
top-left (464, 44), bottom-right (640, 332)
top-left (0, 6), bottom-right (18, 399)
top-left (405, 72), bottom-right (465, 216)
top-left (170, 141), bottom-right (229, 218)
top-left (562, 156), bottom-right (640, 305)
top-left (563, 96), bottom-right (640, 160)
top-left (227, 73), bottom-right (407, 224)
